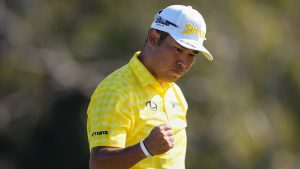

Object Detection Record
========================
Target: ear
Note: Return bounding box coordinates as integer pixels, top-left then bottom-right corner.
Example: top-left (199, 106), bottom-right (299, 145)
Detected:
top-left (147, 29), bottom-right (160, 48)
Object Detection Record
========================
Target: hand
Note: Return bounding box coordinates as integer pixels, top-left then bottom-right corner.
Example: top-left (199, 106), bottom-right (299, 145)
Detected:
top-left (143, 123), bottom-right (175, 155)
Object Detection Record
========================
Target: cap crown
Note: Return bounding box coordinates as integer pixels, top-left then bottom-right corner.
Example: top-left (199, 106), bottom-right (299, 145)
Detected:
top-left (152, 6), bottom-right (206, 44)
top-left (151, 5), bottom-right (213, 61)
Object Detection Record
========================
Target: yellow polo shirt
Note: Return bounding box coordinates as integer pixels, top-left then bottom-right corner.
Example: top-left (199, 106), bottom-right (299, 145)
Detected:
top-left (87, 51), bottom-right (188, 169)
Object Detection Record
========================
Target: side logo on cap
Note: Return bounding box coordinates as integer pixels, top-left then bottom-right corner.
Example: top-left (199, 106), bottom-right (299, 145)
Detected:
top-left (182, 23), bottom-right (205, 38)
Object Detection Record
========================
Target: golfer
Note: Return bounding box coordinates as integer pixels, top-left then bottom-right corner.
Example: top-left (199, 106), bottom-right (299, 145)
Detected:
top-left (87, 4), bottom-right (213, 169)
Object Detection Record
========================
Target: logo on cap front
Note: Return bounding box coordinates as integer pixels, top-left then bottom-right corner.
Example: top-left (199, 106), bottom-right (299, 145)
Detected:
top-left (182, 23), bottom-right (205, 38)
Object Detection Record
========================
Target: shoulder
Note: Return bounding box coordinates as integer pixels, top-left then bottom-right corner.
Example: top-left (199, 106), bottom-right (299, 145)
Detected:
top-left (91, 64), bottom-right (138, 101)
top-left (98, 64), bottom-right (135, 92)
top-left (172, 83), bottom-right (184, 95)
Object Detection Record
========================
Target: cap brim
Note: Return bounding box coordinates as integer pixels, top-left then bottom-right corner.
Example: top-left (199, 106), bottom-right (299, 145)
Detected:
top-left (198, 45), bottom-right (213, 61)
top-left (174, 37), bottom-right (214, 61)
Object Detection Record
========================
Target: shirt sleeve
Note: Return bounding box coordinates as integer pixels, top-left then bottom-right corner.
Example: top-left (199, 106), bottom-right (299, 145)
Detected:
top-left (87, 86), bottom-right (132, 150)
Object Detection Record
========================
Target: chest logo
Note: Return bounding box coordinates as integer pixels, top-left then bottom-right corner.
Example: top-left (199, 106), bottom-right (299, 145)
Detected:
top-left (146, 101), bottom-right (158, 111)
top-left (171, 101), bottom-right (180, 108)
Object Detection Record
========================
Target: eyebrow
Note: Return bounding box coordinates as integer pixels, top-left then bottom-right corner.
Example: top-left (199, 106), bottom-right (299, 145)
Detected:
top-left (192, 50), bottom-right (200, 55)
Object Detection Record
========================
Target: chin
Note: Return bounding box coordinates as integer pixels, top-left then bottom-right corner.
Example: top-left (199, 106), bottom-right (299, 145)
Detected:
top-left (165, 76), bottom-right (180, 83)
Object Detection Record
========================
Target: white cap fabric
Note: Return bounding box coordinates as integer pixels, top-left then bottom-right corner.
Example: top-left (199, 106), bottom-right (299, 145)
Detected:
top-left (151, 5), bottom-right (213, 61)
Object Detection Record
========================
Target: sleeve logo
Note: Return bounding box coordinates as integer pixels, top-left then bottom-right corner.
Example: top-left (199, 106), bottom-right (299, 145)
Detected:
top-left (92, 131), bottom-right (108, 136)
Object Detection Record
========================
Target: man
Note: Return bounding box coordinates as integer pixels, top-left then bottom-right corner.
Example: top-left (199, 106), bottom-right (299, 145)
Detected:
top-left (87, 5), bottom-right (213, 169)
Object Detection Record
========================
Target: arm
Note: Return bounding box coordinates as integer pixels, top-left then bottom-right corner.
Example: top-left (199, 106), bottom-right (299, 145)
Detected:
top-left (89, 144), bottom-right (145, 169)
top-left (89, 123), bottom-right (175, 169)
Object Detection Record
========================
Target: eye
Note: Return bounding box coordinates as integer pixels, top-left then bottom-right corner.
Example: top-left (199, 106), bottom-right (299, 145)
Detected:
top-left (188, 54), bottom-right (196, 58)
top-left (175, 47), bottom-right (183, 53)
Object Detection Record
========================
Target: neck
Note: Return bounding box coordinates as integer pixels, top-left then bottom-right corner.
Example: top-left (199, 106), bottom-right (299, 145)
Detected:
top-left (138, 50), bottom-right (154, 76)
top-left (159, 80), bottom-right (166, 87)
top-left (139, 50), bottom-right (166, 87)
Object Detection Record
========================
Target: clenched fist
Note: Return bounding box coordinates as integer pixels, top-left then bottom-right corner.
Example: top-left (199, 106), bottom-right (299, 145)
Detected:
top-left (143, 123), bottom-right (175, 155)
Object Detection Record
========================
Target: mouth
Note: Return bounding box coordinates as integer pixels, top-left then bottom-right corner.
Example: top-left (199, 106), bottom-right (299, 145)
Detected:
top-left (170, 68), bottom-right (184, 75)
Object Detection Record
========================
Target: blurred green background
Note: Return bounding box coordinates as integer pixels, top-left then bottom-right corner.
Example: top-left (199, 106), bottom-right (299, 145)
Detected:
top-left (0, 0), bottom-right (300, 169)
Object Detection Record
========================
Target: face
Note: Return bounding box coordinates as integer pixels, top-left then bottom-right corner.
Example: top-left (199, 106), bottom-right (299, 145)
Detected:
top-left (149, 34), bottom-right (197, 83)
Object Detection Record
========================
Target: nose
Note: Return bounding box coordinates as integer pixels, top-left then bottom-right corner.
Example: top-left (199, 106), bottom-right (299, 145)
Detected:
top-left (177, 61), bottom-right (186, 69)
top-left (177, 55), bottom-right (192, 70)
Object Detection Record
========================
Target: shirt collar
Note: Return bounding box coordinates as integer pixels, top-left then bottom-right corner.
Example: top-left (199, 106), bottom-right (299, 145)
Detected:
top-left (129, 51), bottom-right (172, 93)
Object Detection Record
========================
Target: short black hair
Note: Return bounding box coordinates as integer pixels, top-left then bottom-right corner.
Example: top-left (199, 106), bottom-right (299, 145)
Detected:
top-left (157, 30), bottom-right (169, 45)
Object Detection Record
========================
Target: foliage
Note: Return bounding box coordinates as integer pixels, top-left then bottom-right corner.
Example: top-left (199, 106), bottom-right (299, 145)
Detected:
top-left (0, 0), bottom-right (299, 168)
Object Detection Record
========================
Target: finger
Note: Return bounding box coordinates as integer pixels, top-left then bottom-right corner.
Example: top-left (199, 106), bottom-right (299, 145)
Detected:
top-left (160, 123), bottom-right (172, 130)
top-left (163, 129), bottom-right (174, 136)
top-left (163, 137), bottom-right (175, 148)
top-left (163, 135), bottom-right (175, 144)
top-left (169, 142), bottom-right (174, 148)
top-left (169, 136), bottom-right (175, 143)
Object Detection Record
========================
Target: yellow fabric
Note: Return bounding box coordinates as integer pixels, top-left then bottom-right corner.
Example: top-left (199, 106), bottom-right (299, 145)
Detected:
top-left (87, 51), bottom-right (188, 169)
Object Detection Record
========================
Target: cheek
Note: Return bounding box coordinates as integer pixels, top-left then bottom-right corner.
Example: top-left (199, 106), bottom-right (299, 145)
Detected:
top-left (153, 54), bottom-right (172, 72)
top-left (186, 58), bottom-right (196, 68)
top-left (190, 59), bottom-right (196, 67)
top-left (155, 47), bottom-right (178, 68)
top-left (159, 54), bottom-right (176, 66)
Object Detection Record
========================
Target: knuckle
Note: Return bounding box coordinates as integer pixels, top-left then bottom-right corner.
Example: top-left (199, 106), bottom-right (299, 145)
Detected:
top-left (160, 131), bottom-right (166, 136)
top-left (163, 136), bottom-right (168, 141)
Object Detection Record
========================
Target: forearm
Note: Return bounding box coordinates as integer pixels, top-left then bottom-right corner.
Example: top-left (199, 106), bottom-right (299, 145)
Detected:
top-left (89, 123), bottom-right (174, 169)
top-left (89, 143), bottom-right (146, 169)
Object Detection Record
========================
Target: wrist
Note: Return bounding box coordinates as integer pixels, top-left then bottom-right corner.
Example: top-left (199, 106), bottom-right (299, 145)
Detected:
top-left (139, 140), bottom-right (153, 157)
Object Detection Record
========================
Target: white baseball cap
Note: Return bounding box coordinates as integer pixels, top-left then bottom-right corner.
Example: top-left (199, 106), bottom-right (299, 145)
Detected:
top-left (151, 5), bottom-right (213, 61)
